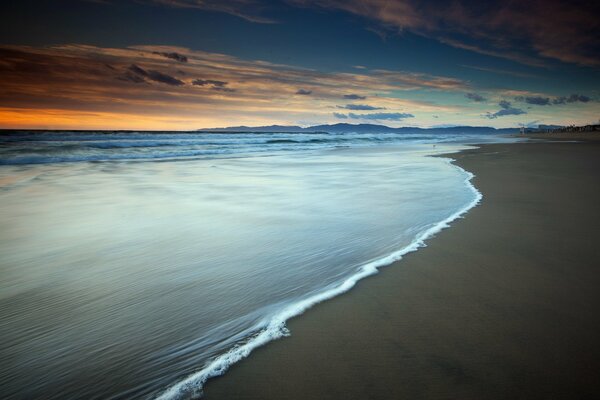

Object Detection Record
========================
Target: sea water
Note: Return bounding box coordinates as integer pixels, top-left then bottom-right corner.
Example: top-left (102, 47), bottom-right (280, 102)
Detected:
top-left (0, 131), bottom-right (500, 399)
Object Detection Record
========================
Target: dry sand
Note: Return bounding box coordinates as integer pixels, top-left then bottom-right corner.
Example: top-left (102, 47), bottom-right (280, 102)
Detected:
top-left (204, 141), bottom-right (600, 400)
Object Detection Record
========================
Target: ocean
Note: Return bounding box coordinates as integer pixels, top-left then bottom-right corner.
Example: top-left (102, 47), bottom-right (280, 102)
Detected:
top-left (0, 131), bottom-right (508, 399)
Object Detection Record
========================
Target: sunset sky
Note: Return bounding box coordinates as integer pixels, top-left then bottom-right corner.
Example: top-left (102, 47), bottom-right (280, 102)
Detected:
top-left (0, 0), bottom-right (598, 130)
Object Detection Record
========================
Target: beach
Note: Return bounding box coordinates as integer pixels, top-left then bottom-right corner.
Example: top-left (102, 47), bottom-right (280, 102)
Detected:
top-left (204, 140), bottom-right (600, 399)
top-left (0, 132), bottom-right (484, 400)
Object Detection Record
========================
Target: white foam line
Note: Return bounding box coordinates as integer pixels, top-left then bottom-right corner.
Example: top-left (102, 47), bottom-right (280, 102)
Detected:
top-left (155, 155), bottom-right (482, 400)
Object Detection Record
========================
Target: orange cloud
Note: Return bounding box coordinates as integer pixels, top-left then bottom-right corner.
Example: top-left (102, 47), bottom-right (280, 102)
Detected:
top-left (0, 44), bottom-right (468, 129)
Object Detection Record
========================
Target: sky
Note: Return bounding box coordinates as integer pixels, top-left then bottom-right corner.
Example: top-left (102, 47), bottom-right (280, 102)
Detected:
top-left (0, 0), bottom-right (598, 130)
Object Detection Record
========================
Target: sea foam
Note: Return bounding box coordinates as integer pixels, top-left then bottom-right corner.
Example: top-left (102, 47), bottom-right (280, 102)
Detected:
top-left (155, 156), bottom-right (482, 400)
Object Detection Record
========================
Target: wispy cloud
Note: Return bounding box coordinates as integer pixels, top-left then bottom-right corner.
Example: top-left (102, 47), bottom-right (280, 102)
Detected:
top-left (295, 0), bottom-right (600, 67)
top-left (136, 0), bottom-right (277, 23)
top-left (0, 44), bottom-right (459, 129)
top-left (335, 112), bottom-right (414, 121)
top-left (152, 51), bottom-right (188, 63)
top-left (295, 89), bottom-right (312, 95)
top-left (461, 64), bottom-right (538, 79)
top-left (370, 69), bottom-right (466, 90)
top-left (337, 104), bottom-right (385, 110)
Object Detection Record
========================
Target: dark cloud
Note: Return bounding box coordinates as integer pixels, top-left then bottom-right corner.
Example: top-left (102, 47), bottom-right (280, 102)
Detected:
top-left (153, 51), bottom-right (188, 63)
top-left (212, 86), bottom-right (236, 92)
top-left (303, 0), bottom-right (600, 66)
top-left (119, 72), bottom-right (146, 84)
top-left (515, 96), bottom-right (551, 106)
top-left (553, 93), bottom-right (591, 104)
top-left (296, 89), bottom-right (312, 95)
top-left (514, 93), bottom-right (592, 105)
top-left (334, 112), bottom-right (414, 121)
top-left (192, 79), bottom-right (228, 87)
top-left (128, 64), bottom-right (148, 77)
top-left (465, 92), bottom-right (486, 102)
top-left (485, 101), bottom-right (526, 118)
top-left (343, 94), bottom-right (366, 100)
top-left (128, 64), bottom-right (184, 86)
top-left (147, 71), bottom-right (184, 86)
top-left (337, 104), bottom-right (385, 110)
top-left (499, 100), bottom-right (512, 109)
top-left (191, 79), bottom-right (234, 91)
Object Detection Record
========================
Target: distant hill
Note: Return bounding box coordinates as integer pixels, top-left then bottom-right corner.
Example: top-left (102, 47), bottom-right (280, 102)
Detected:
top-left (199, 123), bottom-right (516, 135)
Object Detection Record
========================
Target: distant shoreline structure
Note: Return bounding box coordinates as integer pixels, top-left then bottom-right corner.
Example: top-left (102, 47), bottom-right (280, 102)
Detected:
top-left (522, 123), bottom-right (600, 134)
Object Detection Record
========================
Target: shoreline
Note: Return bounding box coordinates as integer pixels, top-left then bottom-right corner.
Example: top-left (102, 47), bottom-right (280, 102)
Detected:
top-left (156, 144), bottom-right (482, 400)
top-left (203, 140), bottom-right (600, 399)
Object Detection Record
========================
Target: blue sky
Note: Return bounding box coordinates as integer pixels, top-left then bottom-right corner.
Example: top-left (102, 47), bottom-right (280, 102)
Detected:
top-left (0, 0), bottom-right (598, 129)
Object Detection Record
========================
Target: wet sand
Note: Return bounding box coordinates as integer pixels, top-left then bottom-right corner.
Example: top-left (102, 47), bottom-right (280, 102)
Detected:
top-left (520, 131), bottom-right (600, 141)
top-left (203, 141), bottom-right (600, 399)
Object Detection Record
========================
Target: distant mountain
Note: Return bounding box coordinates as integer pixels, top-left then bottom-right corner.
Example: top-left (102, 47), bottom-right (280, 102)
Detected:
top-left (199, 123), bottom-right (516, 134)
top-left (199, 125), bottom-right (306, 133)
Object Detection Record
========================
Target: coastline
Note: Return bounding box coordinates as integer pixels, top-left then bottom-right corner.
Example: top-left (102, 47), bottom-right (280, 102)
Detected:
top-left (203, 140), bottom-right (600, 399)
top-left (156, 144), bottom-right (482, 400)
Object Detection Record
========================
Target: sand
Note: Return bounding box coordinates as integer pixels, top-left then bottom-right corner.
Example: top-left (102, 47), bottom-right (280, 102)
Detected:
top-left (520, 131), bottom-right (600, 141)
top-left (203, 141), bottom-right (600, 400)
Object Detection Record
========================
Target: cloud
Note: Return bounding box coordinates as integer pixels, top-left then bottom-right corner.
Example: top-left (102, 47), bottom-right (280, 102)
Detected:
top-left (553, 94), bottom-right (591, 104)
top-left (465, 92), bottom-right (486, 102)
top-left (437, 37), bottom-right (547, 68)
top-left (337, 104), bottom-right (385, 110)
top-left (336, 112), bottom-right (415, 121)
top-left (119, 65), bottom-right (146, 83)
top-left (138, 0), bottom-right (276, 24)
top-left (485, 101), bottom-right (526, 119)
top-left (192, 78), bottom-right (236, 91)
top-left (370, 69), bottom-right (466, 90)
top-left (343, 94), bottom-right (366, 100)
top-left (514, 96), bottom-right (550, 106)
top-left (128, 64), bottom-right (148, 77)
top-left (296, 0), bottom-right (600, 66)
top-left (514, 93), bottom-right (592, 105)
top-left (145, 70), bottom-right (185, 86)
top-left (128, 64), bottom-right (184, 86)
top-left (153, 51), bottom-right (188, 63)
top-left (296, 89), bottom-right (312, 95)
top-left (461, 64), bottom-right (538, 79)
top-left (212, 86), bottom-right (236, 92)
top-left (0, 44), bottom-right (464, 129)
top-left (192, 79), bottom-right (230, 89)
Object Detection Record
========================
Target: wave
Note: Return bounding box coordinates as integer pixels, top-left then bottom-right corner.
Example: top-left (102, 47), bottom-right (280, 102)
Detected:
top-left (265, 139), bottom-right (300, 144)
top-left (0, 132), bottom-right (508, 166)
top-left (154, 154), bottom-right (482, 400)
